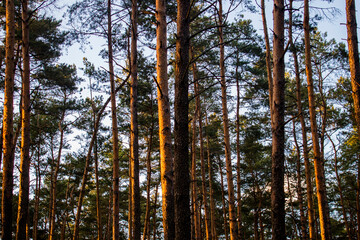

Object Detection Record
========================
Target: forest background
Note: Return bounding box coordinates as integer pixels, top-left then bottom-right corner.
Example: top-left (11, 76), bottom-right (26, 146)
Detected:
top-left (1, 0), bottom-right (360, 239)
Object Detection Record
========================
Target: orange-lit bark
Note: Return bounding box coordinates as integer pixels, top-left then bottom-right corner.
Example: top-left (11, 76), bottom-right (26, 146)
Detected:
top-left (217, 0), bottom-right (237, 238)
top-left (155, 0), bottom-right (175, 238)
top-left (304, 0), bottom-right (332, 238)
top-left (2, 0), bottom-right (16, 238)
top-left (16, 0), bottom-right (31, 237)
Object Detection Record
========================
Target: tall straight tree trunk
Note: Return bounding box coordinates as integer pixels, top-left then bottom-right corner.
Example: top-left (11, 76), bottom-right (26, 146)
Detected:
top-left (16, 0), bottom-right (30, 238)
top-left (107, 0), bottom-right (120, 239)
top-left (143, 120), bottom-right (154, 240)
top-left (205, 113), bottom-right (217, 240)
top-left (33, 161), bottom-right (41, 240)
top-left (193, 65), bottom-right (211, 240)
top-left (288, 1), bottom-right (312, 238)
top-left (304, 1), bottom-right (332, 239)
top-left (292, 120), bottom-right (307, 240)
top-left (218, 156), bottom-right (229, 240)
top-left (345, 2), bottom-right (360, 238)
top-left (155, 0), bottom-right (175, 238)
top-left (191, 115), bottom-right (201, 240)
top-left (271, 0), bottom-right (286, 239)
top-left (49, 100), bottom-right (66, 240)
top-left (2, 0), bottom-right (16, 238)
top-left (174, 0), bottom-right (191, 239)
top-left (289, 1), bottom-right (316, 238)
top-left (217, 1), bottom-right (238, 239)
top-left (152, 185), bottom-right (159, 240)
top-left (235, 60), bottom-right (243, 240)
top-left (130, 0), bottom-right (141, 239)
top-left (90, 79), bottom-right (102, 240)
top-left (327, 133), bottom-right (351, 240)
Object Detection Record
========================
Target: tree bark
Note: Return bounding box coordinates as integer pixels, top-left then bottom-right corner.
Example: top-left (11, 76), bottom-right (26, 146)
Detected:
top-left (345, 2), bottom-right (360, 238)
top-left (304, 1), bottom-right (332, 239)
top-left (2, 0), bottom-right (16, 238)
top-left (130, 0), bottom-right (141, 239)
top-left (205, 113), bottom-right (217, 240)
top-left (218, 156), bottom-right (229, 240)
top-left (155, 0), bottom-right (175, 238)
top-left (174, 0), bottom-right (191, 239)
top-left (271, 0), bottom-right (286, 239)
top-left (16, 0), bottom-right (31, 237)
top-left (217, 1), bottom-right (238, 239)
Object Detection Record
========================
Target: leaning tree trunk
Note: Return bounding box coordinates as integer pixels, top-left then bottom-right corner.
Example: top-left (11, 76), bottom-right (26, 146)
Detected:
top-left (304, 0), bottom-right (332, 239)
top-left (155, 0), bottom-right (175, 238)
top-left (2, 0), bottom-right (16, 238)
top-left (217, 1), bottom-right (238, 239)
top-left (271, 0), bottom-right (286, 239)
top-left (174, 0), bottom-right (191, 239)
top-left (16, 0), bottom-right (31, 238)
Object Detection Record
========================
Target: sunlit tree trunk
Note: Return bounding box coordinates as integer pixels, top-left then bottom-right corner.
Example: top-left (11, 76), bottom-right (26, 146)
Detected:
top-left (205, 113), bottom-right (217, 240)
top-left (2, 0), bottom-right (16, 238)
top-left (16, 0), bottom-right (31, 237)
top-left (174, 0), bottom-right (191, 239)
top-left (304, 0), bottom-right (331, 239)
top-left (217, 1), bottom-right (238, 238)
top-left (155, 0), bottom-right (175, 238)
top-left (345, 2), bottom-right (360, 238)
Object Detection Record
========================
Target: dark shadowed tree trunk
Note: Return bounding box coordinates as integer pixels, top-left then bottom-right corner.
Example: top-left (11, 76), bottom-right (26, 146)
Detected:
top-left (174, 0), bottom-right (191, 239)
top-left (271, 0), bottom-right (286, 239)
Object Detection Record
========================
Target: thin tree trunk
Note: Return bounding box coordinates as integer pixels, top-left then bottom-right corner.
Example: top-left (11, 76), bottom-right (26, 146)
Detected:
top-left (235, 59), bottom-right (243, 240)
top-left (107, 1), bottom-right (120, 239)
top-left (152, 184), bottom-right (159, 240)
top-left (130, 0), bottom-right (141, 239)
top-left (205, 113), bottom-right (217, 240)
top-left (327, 132), bottom-right (351, 240)
top-left (155, 0), bottom-right (175, 238)
top-left (60, 177), bottom-right (73, 240)
top-left (16, 0), bottom-right (31, 237)
top-left (261, 0), bottom-right (273, 109)
top-left (217, 1), bottom-right (237, 239)
top-left (304, 1), bottom-right (332, 239)
top-left (143, 108), bottom-right (154, 240)
top-left (174, 0), bottom-right (191, 239)
top-left (90, 77), bottom-right (102, 240)
top-left (2, 0), bottom-right (16, 237)
top-left (49, 104), bottom-right (66, 240)
top-left (218, 156), bottom-right (229, 240)
top-left (289, 0), bottom-right (316, 236)
top-left (194, 65), bottom-right (211, 240)
top-left (191, 115), bottom-right (201, 240)
top-left (271, 0), bottom-right (286, 239)
top-left (292, 119), bottom-right (307, 240)
top-left (32, 160), bottom-right (41, 240)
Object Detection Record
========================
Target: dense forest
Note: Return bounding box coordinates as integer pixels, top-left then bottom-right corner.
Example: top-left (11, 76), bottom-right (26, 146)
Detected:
top-left (0, 0), bottom-right (360, 239)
